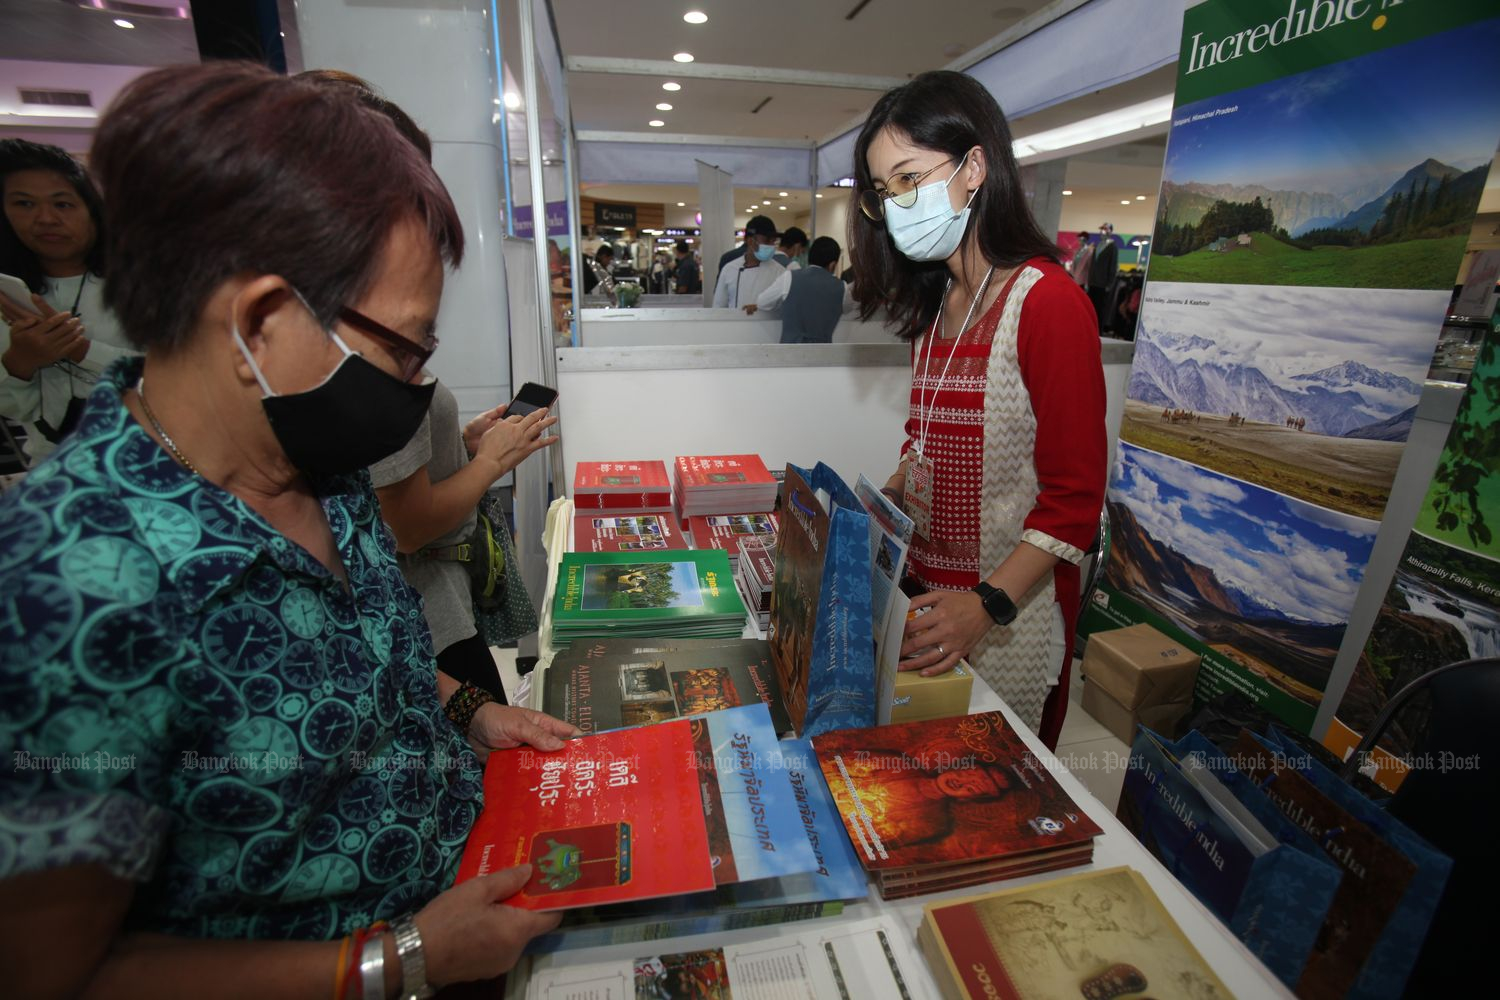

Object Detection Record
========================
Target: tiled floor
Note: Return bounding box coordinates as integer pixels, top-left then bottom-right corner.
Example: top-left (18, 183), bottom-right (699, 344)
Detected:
top-left (1053, 655), bottom-right (1131, 813)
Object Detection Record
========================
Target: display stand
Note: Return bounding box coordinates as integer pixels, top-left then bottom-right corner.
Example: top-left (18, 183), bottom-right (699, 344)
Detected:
top-left (511, 499), bottom-right (1292, 998)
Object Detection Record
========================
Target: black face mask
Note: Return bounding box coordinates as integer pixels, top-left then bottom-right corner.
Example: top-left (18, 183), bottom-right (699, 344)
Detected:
top-left (235, 315), bottom-right (435, 478)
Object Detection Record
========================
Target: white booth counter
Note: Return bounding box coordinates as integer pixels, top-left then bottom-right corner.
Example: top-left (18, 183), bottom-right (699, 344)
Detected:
top-left (555, 339), bottom-right (1136, 492)
top-left (578, 307), bottom-right (897, 347)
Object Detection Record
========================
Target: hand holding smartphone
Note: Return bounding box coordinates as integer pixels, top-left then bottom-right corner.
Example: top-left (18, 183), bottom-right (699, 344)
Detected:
top-left (506, 381), bottom-right (558, 417)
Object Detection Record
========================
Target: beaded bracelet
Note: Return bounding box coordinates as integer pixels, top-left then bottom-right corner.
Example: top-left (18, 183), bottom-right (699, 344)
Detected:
top-left (444, 681), bottom-right (495, 735)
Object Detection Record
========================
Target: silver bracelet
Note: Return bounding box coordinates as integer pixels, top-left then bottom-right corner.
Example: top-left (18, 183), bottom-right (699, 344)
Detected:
top-left (359, 933), bottom-right (385, 1000)
top-left (392, 914), bottom-right (434, 1000)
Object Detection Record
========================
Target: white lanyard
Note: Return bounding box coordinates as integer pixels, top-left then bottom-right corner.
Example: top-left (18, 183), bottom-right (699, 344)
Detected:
top-left (913, 265), bottom-right (994, 457)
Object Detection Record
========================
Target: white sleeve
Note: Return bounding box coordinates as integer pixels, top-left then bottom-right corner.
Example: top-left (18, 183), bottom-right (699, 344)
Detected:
top-left (841, 281), bottom-right (858, 314)
top-left (712, 264), bottom-right (733, 308)
top-left (756, 269), bottom-right (792, 311)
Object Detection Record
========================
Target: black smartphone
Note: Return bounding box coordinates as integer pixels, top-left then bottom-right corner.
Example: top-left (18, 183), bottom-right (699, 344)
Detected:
top-left (507, 381), bottom-right (558, 417)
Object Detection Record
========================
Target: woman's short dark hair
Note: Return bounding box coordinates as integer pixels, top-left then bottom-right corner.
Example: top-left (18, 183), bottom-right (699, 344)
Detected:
top-left (808, 236), bottom-right (841, 269)
top-left (0, 138), bottom-right (107, 293)
top-left (91, 62), bottom-right (463, 352)
top-left (850, 70), bottom-right (1058, 340)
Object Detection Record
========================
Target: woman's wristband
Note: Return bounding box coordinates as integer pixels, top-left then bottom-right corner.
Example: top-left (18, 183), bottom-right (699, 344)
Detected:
top-left (444, 681), bottom-right (495, 735)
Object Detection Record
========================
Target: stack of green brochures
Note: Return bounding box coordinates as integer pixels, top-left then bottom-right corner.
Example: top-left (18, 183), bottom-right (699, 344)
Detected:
top-left (553, 550), bottom-right (748, 641)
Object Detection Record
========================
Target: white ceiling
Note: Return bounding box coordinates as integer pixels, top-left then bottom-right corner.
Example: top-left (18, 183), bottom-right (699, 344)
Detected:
top-left (552, 0), bottom-right (1054, 142)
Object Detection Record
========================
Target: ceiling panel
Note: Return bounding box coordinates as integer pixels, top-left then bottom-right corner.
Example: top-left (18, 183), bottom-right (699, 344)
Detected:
top-left (0, 0), bottom-right (198, 67)
top-left (553, 0), bottom-right (1053, 140)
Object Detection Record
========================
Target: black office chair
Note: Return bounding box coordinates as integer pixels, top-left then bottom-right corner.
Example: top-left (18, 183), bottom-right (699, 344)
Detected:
top-left (1338, 656), bottom-right (1499, 994)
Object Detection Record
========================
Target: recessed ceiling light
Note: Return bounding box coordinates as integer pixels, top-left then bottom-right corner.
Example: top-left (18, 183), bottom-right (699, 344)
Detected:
top-left (677, 202), bottom-right (686, 207)
top-left (503, 91), bottom-right (522, 110)
top-left (683, 11), bottom-right (708, 24)
top-left (673, 52), bottom-right (695, 63)
top-left (815, 193), bottom-right (823, 199)
top-left (662, 81), bottom-right (681, 91)
top-left (1120, 199), bottom-right (1131, 205)
top-left (778, 191), bottom-right (788, 197)
top-left (649, 119), bottom-right (666, 127)
top-left (1061, 189), bottom-right (1073, 196)
top-left (778, 205), bottom-right (787, 210)
top-left (113, 18), bottom-right (135, 29)
top-left (1136, 195), bottom-right (1147, 200)
top-left (656, 102), bottom-right (673, 111)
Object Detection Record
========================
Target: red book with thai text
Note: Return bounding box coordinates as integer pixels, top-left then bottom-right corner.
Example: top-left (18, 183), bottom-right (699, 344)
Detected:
top-left (457, 721), bottom-right (717, 910)
top-left (573, 461), bottom-right (673, 513)
top-left (571, 513), bottom-right (689, 553)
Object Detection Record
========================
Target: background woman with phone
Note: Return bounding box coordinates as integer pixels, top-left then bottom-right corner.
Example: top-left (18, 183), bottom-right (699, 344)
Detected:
top-left (0, 139), bottom-right (136, 462)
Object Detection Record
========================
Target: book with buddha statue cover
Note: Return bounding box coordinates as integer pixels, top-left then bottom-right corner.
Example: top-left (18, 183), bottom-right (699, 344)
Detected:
top-left (811, 711), bottom-right (1100, 897)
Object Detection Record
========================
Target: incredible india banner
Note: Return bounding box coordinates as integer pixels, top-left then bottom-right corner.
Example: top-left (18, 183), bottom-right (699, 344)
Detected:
top-left (1083, 0), bottom-right (1500, 733)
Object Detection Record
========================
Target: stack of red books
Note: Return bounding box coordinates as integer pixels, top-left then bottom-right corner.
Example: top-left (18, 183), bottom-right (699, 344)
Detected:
top-left (573, 461), bottom-right (672, 514)
top-left (673, 454), bottom-right (777, 518)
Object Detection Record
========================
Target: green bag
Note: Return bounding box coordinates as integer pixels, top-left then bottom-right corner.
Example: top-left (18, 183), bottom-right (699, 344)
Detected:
top-left (471, 491), bottom-right (538, 646)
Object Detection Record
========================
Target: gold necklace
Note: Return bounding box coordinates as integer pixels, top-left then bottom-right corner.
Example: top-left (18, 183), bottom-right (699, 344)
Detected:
top-left (136, 378), bottom-right (201, 477)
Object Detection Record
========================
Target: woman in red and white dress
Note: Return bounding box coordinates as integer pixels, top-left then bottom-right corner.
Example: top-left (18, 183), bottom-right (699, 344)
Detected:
top-left (851, 71), bottom-right (1106, 750)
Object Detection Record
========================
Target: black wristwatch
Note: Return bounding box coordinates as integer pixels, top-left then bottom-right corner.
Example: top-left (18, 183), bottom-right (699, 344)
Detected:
top-left (972, 581), bottom-right (1018, 627)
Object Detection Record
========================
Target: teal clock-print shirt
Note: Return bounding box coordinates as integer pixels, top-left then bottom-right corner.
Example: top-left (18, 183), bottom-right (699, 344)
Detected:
top-left (0, 357), bottom-right (483, 940)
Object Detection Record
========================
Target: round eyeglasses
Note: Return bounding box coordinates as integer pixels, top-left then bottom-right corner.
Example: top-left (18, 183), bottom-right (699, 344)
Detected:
top-left (858, 157), bottom-right (957, 222)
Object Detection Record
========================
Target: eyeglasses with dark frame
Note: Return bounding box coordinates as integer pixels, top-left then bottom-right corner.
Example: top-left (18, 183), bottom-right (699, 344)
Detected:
top-left (858, 156), bottom-right (959, 222)
top-left (336, 306), bottom-right (437, 382)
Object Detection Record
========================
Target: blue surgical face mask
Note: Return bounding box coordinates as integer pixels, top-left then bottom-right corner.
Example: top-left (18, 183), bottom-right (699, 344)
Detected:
top-left (753, 242), bottom-right (776, 262)
top-left (885, 155), bottom-right (977, 262)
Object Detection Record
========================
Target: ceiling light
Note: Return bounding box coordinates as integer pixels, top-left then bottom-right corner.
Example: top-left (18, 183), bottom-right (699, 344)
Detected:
top-left (677, 202), bottom-right (686, 207)
top-left (815, 193), bottom-right (823, 199)
top-left (649, 119), bottom-right (665, 127)
top-left (663, 81), bottom-right (681, 91)
top-left (1120, 199), bottom-right (1131, 205)
top-left (113, 18), bottom-right (135, 29)
top-left (656, 102), bottom-right (673, 111)
top-left (778, 191), bottom-right (788, 197)
top-left (779, 205), bottom-right (787, 210)
top-left (503, 91), bottom-right (522, 110)
top-left (683, 11), bottom-right (708, 24)
top-left (1136, 195), bottom-right (1147, 200)
top-left (1062, 189), bottom-right (1073, 196)
top-left (1012, 95), bottom-right (1174, 160)
top-left (673, 52), bottom-right (695, 63)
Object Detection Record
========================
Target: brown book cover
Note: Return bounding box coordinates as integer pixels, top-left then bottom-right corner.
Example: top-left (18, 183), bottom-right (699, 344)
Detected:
top-left (811, 710), bottom-right (1100, 872)
top-left (1230, 731), bottom-right (1417, 1000)
top-left (920, 866), bottom-right (1237, 1000)
top-left (768, 464), bottom-right (824, 732)
top-left (878, 848), bottom-right (1095, 900)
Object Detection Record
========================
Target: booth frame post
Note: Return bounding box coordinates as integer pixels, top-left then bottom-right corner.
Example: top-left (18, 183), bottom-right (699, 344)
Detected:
top-left (518, 0), bottom-right (565, 497)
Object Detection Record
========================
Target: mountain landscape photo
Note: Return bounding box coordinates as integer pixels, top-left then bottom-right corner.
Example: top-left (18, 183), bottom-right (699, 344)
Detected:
top-left (1117, 284), bottom-right (1441, 518)
top-left (1145, 17), bottom-right (1500, 289)
top-left (1103, 444), bottom-right (1378, 708)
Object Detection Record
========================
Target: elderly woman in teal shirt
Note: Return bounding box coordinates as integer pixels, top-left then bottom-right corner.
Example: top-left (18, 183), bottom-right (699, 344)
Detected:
top-left (0, 64), bottom-right (574, 998)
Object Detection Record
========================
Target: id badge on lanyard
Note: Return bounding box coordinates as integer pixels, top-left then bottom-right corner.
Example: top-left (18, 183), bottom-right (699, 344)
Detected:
top-left (904, 451), bottom-right (936, 541)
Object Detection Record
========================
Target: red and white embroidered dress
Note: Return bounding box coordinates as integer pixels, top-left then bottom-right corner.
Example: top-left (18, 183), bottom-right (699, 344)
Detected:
top-left (902, 256), bottom-right (1106, 738)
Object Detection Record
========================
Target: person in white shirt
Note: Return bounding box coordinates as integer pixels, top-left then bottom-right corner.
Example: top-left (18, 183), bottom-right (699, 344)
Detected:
top-left (746, 236), bottom-right (857, 342)
top-left (0, 139), bottom-right (136, 463)
top-left (712, 214), bottom-right (785, 310)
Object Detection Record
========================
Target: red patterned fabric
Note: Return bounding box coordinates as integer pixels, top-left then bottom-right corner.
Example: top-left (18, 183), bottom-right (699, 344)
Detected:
top-left (900, 257), bottom-right (1106, 747)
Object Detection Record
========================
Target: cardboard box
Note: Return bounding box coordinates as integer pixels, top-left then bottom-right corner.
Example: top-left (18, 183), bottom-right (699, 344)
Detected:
top-left (1080, 624), bottom-right (1200, 744)
top-left (890, 661), bottom-right (974, 724)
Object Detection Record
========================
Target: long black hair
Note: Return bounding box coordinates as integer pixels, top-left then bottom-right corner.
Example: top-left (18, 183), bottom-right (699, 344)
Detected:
top-left (851, 71), bottom-right (1058, 340)
top-left (0, 139), bottom-right (107, 293)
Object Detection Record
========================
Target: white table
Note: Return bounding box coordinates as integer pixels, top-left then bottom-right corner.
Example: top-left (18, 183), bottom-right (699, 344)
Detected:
top-left (515, 499), bottom-right (1292, 997)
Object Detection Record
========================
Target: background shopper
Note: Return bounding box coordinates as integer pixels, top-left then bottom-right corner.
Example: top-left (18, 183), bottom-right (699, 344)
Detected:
top-left (0, 139), bottom-right (136, 461)
top-left (749, 235), bottom-right (855, 342)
